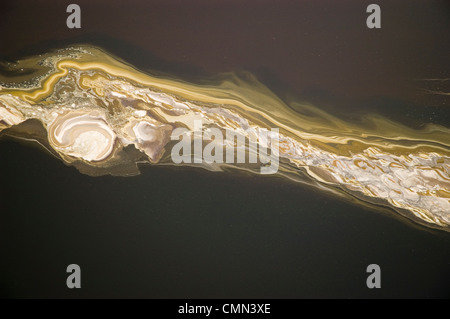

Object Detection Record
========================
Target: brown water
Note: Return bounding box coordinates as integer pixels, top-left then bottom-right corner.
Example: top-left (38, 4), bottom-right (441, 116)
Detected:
top-left (0, 0), bottom-right (449, 298)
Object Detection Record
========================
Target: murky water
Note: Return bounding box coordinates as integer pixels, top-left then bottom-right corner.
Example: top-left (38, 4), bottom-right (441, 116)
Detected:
top-left (0, 0), bottom-right (449, 298)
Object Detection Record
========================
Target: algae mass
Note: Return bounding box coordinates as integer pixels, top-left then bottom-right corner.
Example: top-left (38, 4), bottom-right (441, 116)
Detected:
top-left (0, 46), bottom-right (449, 231)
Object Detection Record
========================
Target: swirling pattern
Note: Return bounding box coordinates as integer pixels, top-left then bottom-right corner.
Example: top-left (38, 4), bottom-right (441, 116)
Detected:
top-left (0, 46), bottom-right (448, 231)
top-left (47, 111), bottom-right (116, 162)
top-left (121, 119), bottom-right (172, 163)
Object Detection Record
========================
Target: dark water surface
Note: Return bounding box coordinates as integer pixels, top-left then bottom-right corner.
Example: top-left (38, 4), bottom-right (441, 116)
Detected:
top-left (2, 140), bottom-right (450, 298)
top-left (1, 0), bottom-right (449, 298)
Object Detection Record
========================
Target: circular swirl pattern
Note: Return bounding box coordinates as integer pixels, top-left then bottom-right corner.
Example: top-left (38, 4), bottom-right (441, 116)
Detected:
top-left (47, 111), bottom-right (116, 161)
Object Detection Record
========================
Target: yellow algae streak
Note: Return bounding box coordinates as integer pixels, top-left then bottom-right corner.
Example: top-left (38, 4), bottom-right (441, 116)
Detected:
top-left (0, 46), bottom-right (449, 231)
